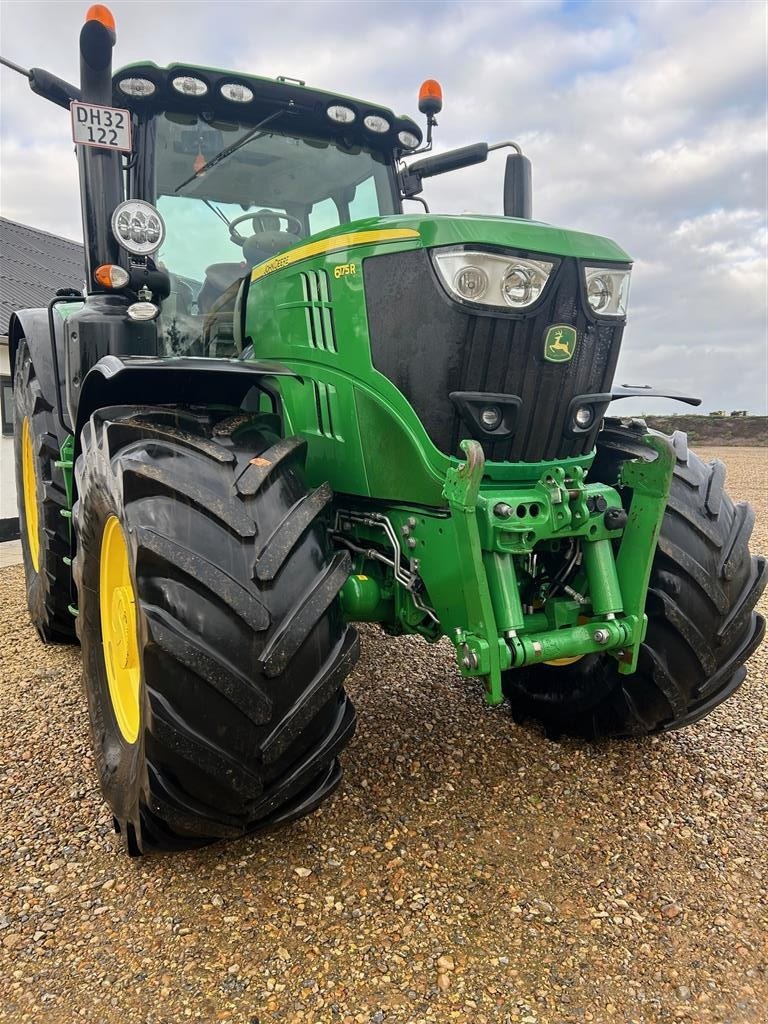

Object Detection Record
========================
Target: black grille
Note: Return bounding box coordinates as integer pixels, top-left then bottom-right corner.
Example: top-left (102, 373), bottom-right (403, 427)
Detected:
top-left (365, 248), bottom-right (625, 462)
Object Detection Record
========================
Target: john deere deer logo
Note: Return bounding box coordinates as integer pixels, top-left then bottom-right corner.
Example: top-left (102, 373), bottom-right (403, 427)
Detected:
top-left (544, 324), bottom-right (577, 363)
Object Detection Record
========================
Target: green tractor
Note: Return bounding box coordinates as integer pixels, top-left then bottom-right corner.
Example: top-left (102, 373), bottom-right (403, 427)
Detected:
top-left (4, 6), bottom-right (765, 855)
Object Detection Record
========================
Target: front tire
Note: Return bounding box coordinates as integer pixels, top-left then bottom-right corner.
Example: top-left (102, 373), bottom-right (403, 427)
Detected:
top-left (73, 405), bottom-right (359, 854)
top-left (502, 422), bottom-right (766, 739)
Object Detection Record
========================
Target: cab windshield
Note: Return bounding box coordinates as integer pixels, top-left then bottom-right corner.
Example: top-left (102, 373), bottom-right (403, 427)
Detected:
top-left (150, 112), bottom-right (398, 355)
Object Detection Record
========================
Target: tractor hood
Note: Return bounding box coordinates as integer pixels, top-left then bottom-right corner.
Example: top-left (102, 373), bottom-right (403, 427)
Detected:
top-left (302, 213), bottom-right (632, 264)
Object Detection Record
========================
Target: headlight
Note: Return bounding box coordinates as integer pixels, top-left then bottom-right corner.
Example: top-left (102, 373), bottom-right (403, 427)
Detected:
top-left (584, 266), bottom-right (631, 316)
top-left (327, 104), bottom-right (356, 124)
top-left (220, 82), bottom-right (254, 103)
top-left (111, 200), bottom-right (166, 256)
top-left (397, 130), bottom-right (420, 150)
top-left (363, 114), bottom-right (390, 134)
top-left (433, 250), bottom-right (554, 310)
top-left (118, 77), bottom-right (156, 98)
top-left (127, 301), bottom-right (160, 321)
top-left (171, 75), bottom-right (208, 97)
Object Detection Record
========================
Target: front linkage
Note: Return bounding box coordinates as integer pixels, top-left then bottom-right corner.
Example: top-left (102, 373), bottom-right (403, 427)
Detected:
top-left (448, 432), bottom-right (676, 703)
top-left (342, 432), bottom-right (676, 706)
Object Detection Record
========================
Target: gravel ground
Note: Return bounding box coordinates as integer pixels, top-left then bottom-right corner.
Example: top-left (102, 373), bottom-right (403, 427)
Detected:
top-left (1, 446), bottom-right (766, 1024)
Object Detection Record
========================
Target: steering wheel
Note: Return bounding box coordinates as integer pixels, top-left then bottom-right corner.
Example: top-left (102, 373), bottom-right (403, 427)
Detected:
top-left (228, 210), bottom-right (303, 246)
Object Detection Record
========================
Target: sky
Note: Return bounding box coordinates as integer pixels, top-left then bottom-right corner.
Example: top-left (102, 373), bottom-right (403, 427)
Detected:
top-left (0, 0), bottom-right (766, 415)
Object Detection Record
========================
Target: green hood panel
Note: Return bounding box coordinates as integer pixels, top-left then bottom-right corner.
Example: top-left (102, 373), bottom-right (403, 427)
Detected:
top-left (307, 213), bottom-right (631, 263)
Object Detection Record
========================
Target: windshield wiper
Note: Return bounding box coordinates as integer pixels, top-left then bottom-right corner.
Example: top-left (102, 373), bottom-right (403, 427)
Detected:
top-left (175, 108), bottom-right (287, 193)
top-left (202, 199), bottom-right (232, 231)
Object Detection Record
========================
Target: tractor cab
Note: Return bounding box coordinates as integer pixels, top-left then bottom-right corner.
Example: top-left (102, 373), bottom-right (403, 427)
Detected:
top-left (115, 63), bottom-right (417, 356)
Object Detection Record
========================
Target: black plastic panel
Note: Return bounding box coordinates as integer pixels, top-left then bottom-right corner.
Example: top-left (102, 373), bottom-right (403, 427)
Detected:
top-left (365, 249), bottom-right (625, 462)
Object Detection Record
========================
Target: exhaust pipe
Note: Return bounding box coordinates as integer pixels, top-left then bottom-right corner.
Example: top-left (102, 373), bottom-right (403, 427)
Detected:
top-left (77, 6), bottom-right (123, 286)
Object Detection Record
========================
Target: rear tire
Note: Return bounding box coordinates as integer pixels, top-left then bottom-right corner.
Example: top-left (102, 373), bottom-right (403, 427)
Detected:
top-left (73, 405), bottom-right (359, 854)
top-left (502, 421), bottom-right (767, 738)
top-left (12, 339), bottom-right (77, 644)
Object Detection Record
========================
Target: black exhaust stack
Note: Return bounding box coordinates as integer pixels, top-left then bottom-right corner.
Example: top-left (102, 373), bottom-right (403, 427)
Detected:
top-left (503, 153), bottom-right (532, 219)
top-left (78, 12), bottom-right (123, 286)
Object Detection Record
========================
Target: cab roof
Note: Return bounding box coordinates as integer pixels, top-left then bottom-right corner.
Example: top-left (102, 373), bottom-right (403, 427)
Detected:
top-left (113, 62), bottom-right (422, 158)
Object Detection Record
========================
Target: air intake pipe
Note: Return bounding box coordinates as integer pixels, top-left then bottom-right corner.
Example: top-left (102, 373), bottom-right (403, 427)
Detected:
top-left (77, 6), bottom-right (124, 287)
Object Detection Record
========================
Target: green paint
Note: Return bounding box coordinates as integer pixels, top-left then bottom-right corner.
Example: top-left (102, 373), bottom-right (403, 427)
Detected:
top-left (56, 435), bottom-right (75, 511)
top-left (240, 210), bottom-right (667, 698)
top-left (614, 434), bottom-right (677, 673)
top-left (442, 441), bottom-right (505, 704)
top-left (581, 539), bottom-right (624, 616)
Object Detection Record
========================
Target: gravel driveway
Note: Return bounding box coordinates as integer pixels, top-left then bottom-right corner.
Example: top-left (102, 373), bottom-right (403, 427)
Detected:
top-left (1, 446), bottom-right (766, 1024)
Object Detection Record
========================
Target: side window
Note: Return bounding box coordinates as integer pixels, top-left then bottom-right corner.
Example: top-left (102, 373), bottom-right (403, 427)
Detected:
top-left (348, 176), bottom-right (379, 222)
top-left (309, 197), bottom-right (340, 235)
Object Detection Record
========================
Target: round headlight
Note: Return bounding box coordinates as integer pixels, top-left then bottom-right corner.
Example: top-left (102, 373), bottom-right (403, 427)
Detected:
top-left (587, 274), bottom-right (613, 312)
top-left (327, 104), bottom-right (356, 124)
top-left (171, 75), bottom-right (208, 97)
top-left (397, 130), bottom-right (420, 150)
top-left (363, 114), bottom-right (390, 134)
top-left (118, 77), bottom-right (155, 98)
top-left (221, 82), bottom-right (254, 103)
top-left (502, 265), bottom-right (538, 306)
top-left (111, 200), bottom-right (166, 256)
top-left (453, 266), bottom-right (488, 301)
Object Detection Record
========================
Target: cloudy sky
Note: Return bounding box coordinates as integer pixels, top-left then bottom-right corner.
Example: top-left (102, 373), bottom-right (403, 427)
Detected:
top-left (1, 0), bottom-right (766, 414)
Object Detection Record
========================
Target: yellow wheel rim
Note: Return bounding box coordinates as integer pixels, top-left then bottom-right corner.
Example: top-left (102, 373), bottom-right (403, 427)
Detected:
top-left (544, 655), bottom-right (584, 666)
top-left (21, 417), bottom-right (41, 573)
top-left (99, 516), bottom-right (141, 743)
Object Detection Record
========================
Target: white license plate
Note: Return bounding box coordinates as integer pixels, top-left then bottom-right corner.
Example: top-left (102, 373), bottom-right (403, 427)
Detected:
top-left (71, 102), bottom-right (132, 152)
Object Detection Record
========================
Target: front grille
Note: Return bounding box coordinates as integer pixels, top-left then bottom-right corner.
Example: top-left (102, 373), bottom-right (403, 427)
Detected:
top-left (364, 248), bottom-right (625, 462)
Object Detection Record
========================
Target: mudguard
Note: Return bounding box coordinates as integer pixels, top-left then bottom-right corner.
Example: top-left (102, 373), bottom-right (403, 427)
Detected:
top-left (73, 354), bottom-right (302, 452)
top-left (7, 307), bottom-right (71, 435)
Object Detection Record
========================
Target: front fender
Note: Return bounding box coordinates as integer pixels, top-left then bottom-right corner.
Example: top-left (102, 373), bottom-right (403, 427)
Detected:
top-left (73, 354), bottom-right (302, 453)
top-left (8, 307), bottom-right (71, 433)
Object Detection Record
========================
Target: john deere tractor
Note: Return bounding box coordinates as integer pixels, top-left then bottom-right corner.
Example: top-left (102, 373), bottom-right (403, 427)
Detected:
top-left (4, 6), bottom-right (765, 855)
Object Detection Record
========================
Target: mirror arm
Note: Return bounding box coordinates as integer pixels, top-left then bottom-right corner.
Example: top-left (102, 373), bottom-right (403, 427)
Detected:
top-left (489, 140), bottom-right (522, 156)
top-left (398, 139), bottom-right (524, 200)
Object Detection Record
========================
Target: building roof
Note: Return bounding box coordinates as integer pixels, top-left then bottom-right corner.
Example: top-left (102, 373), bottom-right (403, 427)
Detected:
top-left (0, 218), bottom-right (84, 335)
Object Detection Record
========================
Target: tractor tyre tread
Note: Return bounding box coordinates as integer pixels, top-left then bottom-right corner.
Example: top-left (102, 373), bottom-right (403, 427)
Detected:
top-left (73, 404), bottom-right (358, 854)
top-left (12, 339), bottom-right (76, 644)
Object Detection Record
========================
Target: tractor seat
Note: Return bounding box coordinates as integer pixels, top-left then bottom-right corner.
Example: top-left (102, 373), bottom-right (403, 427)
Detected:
top-left (242, 229), bottom-right (299, 267)
top-left (197, 262), bottom-right (249, 314)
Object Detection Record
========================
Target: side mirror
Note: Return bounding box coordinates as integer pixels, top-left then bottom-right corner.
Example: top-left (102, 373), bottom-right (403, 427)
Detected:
top-left (503, 153), bottom-right (532, 219)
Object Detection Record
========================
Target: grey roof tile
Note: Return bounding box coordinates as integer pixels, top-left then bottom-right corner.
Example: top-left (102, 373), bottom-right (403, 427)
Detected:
top-left (1, 218), bottom-right (84, 334)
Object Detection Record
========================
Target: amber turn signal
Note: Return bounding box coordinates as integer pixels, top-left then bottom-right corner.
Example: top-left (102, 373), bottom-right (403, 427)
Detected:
top-left (94, 264), bottom-right (129, 289)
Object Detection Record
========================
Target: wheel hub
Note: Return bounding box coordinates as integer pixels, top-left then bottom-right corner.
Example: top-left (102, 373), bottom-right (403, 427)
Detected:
top-left (110, 585), bottom-right (137, 670)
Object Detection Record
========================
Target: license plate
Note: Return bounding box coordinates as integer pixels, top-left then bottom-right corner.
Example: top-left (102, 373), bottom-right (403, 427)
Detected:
top-left (71, 102), bottom-right (132, 152)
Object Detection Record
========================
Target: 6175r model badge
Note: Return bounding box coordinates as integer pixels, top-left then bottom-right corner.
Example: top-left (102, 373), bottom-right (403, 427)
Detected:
top-left (544, 324), bottom-right (577, 362)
